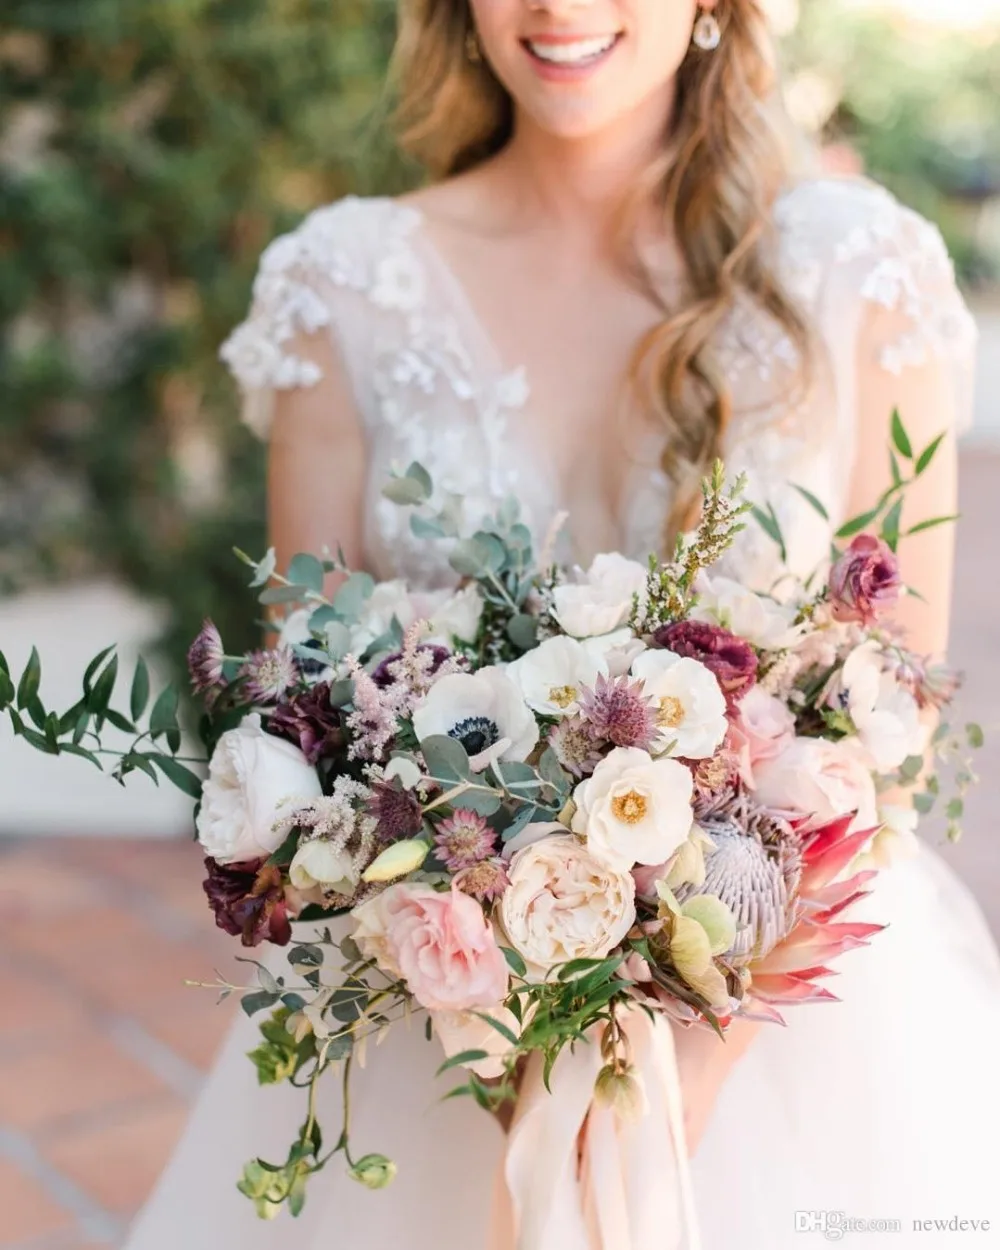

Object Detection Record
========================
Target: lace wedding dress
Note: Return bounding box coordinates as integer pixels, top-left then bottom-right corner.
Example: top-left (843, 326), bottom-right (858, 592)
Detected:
top-left (125, 178), bottom-right (1000, 1250)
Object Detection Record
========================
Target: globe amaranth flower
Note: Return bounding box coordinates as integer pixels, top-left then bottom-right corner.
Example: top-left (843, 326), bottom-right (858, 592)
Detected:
top-left (653, 620), bottom-right (757, 711)
top-left (203, 857), bottom-right (292, 947)
top-left (239, 647), bottom-right (299, 704)
top-left (187, 619), bottom-right (226, 699)
top-left (434, 808), bottom-right (496, 871)
top-left (268, 682), bottom-right (343, 764)
top-left (577, 673), bottom-right (658, 751)
top-left (828, 534), bottom-right (902, 627)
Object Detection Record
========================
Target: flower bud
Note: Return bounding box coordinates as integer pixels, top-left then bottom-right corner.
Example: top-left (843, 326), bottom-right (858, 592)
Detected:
top-left (349, 1153), bottom-right (398, 1190)
top-left (593, 1063), bottom-right (648, 1124)
top-left (362, 839), bottom-right (430, 883)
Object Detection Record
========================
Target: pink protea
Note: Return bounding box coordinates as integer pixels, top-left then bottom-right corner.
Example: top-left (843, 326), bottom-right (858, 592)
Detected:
top-left (239, 648), bottom-right (298, 704)
top-left (745, 813), bottom-right (885, 1020)
top-left (187, 619), bottom-right (226, 698)
top-left (455, 857), bottom-right (510, 903)
top-left (434, 808), bottom-right (496, 871)
top-left (577, 673), bottom-right (658, 751)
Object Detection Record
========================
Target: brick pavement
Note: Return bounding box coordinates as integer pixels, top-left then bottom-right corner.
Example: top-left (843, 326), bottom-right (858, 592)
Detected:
top-left (0, 451), bottom-right (997, 1249)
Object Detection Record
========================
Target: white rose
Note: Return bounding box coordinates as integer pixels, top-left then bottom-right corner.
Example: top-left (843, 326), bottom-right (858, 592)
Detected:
top-left (629, 650), bottom-right (728, 759)
top-left (551, 553), bottom-right (648, 639)
top-left (499, 834), bottom-right (636, 979)
top-left (692, 572), bottom-right (802, 650)
top-left (196, 715), bottom-right (322, 864)
top-left (754, 736), bottom-right (878, 833)
top-left (580, 628), bottom-right (648, 678)
top-left (432, 1006), bottom-right (521, 1079)
top-left (506, 635), bottom-right (606, 718)
top-left (837, 642), bottom-right (928, 773)
top-left (423, 584), bottom-right (483, 645)
top-left (571, 746), bottom-right (694, 869)
top-left (289, 839), bottom-right (360, 897)
top-left (411, 667), bottom-right (539, 764)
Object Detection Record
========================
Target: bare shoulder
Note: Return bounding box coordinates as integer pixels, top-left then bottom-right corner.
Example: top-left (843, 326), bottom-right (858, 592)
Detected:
top-left (397, 158), bottom-right (518, 240)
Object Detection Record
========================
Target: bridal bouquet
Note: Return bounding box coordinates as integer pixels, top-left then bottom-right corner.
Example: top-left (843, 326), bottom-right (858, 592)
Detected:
top-left (0, 420), bottom-right (980, 1222)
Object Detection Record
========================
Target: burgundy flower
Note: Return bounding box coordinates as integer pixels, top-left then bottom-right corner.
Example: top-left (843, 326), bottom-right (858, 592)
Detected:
top-left (202, 857), bottom-right (291, 947)
top-left (653, 620), bottom-right (757, 710)
top-left (368, 779), bottom-right (423, 845)
top-left (268, 682), bottom-right (343, 764)
top-left (371, 644), bottom-right (452, 690)
top-left (577, 674), bottom-right (658, 750)
top-left (187, 619), bottom-right (225, 699)
top-left (828, 534), bottom-right (902, 627)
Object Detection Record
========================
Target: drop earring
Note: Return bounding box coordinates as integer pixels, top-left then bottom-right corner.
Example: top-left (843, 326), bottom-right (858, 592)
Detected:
top-left (466, 29), bottom-right (482, 63)
top-left (692, 9), bottom-right (722, 51)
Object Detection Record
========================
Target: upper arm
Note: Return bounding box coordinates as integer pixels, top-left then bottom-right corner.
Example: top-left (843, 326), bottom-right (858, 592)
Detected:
top-left (267, 327), bottom-right (367, 585)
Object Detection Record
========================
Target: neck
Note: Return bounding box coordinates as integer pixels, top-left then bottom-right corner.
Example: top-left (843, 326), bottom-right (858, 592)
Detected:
top-left (492, 85), bottom-right (676, 237)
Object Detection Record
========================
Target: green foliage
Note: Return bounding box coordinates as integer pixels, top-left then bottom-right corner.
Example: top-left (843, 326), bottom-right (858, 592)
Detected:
top-left (0, 0), bottom-right (407, 669)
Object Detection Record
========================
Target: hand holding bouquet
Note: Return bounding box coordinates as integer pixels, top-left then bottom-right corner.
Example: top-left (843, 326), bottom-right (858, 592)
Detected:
top-left (1, 419), bottom-right (980, 1234)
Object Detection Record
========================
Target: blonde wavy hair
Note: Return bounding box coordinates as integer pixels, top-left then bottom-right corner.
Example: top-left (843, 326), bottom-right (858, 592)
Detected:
top-left (392, 0), bottom-right (813, 541)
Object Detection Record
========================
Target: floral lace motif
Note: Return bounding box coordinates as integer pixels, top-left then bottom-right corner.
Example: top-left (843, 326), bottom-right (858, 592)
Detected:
top-left (219, 179), bottom-right (976, 589)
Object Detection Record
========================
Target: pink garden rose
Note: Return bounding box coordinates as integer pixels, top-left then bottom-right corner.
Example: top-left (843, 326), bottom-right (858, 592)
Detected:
top-left (829, 534), bottom-right (901, 627)
top-left (754, 736), bottom-right (878, 833)
top-left (732, 687), bottom-right (797, 788)
top-left (353, 883), bottom-right (508, 1013)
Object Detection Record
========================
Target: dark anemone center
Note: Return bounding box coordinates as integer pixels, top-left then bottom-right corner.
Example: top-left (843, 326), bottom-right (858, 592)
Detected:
top-left (449, 716), bottom-right (499, 756)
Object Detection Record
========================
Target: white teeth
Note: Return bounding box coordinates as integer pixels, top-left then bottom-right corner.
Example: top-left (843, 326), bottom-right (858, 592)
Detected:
top-left (527, 35), bottom-right (617, 65)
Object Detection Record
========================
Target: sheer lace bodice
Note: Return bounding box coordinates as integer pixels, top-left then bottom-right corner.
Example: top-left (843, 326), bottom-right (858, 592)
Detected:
top-left (220, 178), bottom-right (976, 589)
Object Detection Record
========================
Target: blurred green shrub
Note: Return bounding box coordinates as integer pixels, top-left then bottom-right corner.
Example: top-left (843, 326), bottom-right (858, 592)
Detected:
top-left (0, 0), bottom-right (407, 663)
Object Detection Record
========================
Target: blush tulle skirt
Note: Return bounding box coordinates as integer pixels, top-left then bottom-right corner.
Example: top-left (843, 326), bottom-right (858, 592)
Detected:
top-left (123, 841), bottom-right (1000, 1250)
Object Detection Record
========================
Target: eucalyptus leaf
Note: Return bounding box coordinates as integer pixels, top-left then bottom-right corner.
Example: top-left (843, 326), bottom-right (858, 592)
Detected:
top-left (334, 572), bottom-right (375, 619)
top-left (406, 461), bottom-right (434, 498)
top-left (410, 513), bottom-right (446, 540)
top-left (507, 613), bottom-right (538, 652)
top-left (456, 788), bottom-right (502, 817)
top-left (420, 734), bottom-right (471, 783)
top-left (382, 476), bottom-right (427, 507)
top-left (259, 585), bottom-right (307, 605)
top-left (287, 553), bottom-right (325, 594)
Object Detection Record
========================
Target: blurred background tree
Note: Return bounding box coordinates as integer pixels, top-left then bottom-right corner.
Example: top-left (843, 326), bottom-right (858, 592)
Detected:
top-left (1, 0), bottom-right (998, 674)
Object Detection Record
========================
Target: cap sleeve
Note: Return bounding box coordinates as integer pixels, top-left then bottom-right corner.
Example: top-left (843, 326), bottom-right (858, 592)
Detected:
top-left (218, 196), bottom-right (403, 439)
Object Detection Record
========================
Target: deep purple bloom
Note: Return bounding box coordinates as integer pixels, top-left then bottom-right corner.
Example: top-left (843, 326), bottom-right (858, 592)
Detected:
top-left (829, 534), bottom-right (902, 627)
top-left (368, 779), bottom-right (423, 845)
top-left (268, 682), bottom-right (343, 764)
top-left (187, 619), bottom-right (225, 698)
top-left (371, 644), bottom-right (452, 689)
top-left (654, 619), bottom-right (757, 710)
top-left (202, 857), bottom-right (291, 947)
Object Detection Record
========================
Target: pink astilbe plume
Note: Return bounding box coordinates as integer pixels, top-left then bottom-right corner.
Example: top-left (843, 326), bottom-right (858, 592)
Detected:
top-left (345, 658), bottom-right (399, 762)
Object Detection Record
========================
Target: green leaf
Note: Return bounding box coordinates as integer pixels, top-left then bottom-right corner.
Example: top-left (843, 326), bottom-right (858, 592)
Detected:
top-left (241, 990), bottom-right (280, 1017)
top-left (905, 514), bottom-right (960, 537)
top-left (105, 709), bottom-right (137, 734)
top-left (410, 513), bottom-right (446, 540)
top-left (436, 1049), bottom-right (490, 1076)
top-left (16, 648), bottom-right (41, 709)
top-left (129, 657), bottom-right (151, 722)
top-left (501, 946), bottom-right (527, 978)
top-left (150, 754), bottom-right (204, 798)
top-left (124, 753), bottom-right (160, 784)
top-left (881, 497), bottom-right (904, 553)
top-left (58, 743), bottom-right (103, 769)
top-left (472, 1011), bottom-right (520, 1047)
top-left (420, 734), bottom-right (471, 783)
top-left (507, 613), bottom-right (538, 652)
top-left (266, 830), bottom-right (300, 867)
top-left (791, 484), bottom-right (829, 521)
top-left (382, 476), bottom-right (427, 506)
top-left (405, 462), bottom-right (434, 498)
top-left (946, 798), bottom-right (965, 820)
top-left (457, 788), bottom-right (502, 817)
top-left (835, 507), bottom-right (881, 540)
top-left (149, 685), bottom-right (180, 740)
top-left (913, 791), bottom-right (936, 815)
top-left (89, 655), bottom-right (119, 721)
top-left (915, 432), bottom-right (946, 476)
top-left (82, 645), bottom-right (116, 695)
top-left (750, 505), bottom-right (787, 563)
top-left (259, 585), bottom-right (307, 605)
top-left (333, 572), bottom-right (375, 619)
top-left (0, 667), bottom-right (14, 711)
top-left (287, 554), bottom-right (325, 594)
top-left (891, 409), bottom-right (913, 459)
top-left (966, 723), bottom-right (985, 750)
top-left (889, 450), bottom-right (904, 488)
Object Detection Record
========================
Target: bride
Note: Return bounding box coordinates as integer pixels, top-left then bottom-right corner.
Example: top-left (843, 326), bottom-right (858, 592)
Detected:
top-left (126, 1), bottom-right (1000, 1247)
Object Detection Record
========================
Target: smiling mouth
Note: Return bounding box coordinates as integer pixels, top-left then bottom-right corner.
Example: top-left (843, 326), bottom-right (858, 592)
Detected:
top-left (521, 33), bottom-right (623, 69)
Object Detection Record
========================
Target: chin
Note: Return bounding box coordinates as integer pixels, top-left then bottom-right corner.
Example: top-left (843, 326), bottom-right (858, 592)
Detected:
top-left (521, 98), bottom-right (630, 142)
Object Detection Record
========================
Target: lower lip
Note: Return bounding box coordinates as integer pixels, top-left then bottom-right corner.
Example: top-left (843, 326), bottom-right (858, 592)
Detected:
top-left (521, 35), bottom-right (622, 83)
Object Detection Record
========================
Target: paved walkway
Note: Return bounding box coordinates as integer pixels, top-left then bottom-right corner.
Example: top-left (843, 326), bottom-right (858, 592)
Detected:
top-left (1, 451), bottom-right (998, 1249)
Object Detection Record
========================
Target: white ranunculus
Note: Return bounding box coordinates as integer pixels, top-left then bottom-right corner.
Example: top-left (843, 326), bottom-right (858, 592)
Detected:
top-left (837, 642), bottom-right (928, 773)
top-left (499, 833), bottom-right (636, 980)
top-left (289, 839), bottom-right (360, 897)
top-left (692, 572), bottom-right (803, 651)
top-left (551, 553), bottom-right (648, 639)
top-left (754, 735), bottom-right (878, 833)
top-left (571, 746), bottom-right (695, 870)
top-left (411, 667), bottom-right (539, 763)
top-left (629, 650), bottom-right (728, 759)
top-left (196, 715), bottom-right (322, 864)
top-left (506, 635), bottom-right (606, 718)
top-left (432, 1006), bottom-right (521, 1079)
top-left (580, 628), bottom-right (648, 678)
top-left (424, 584), bottom-right (483, 645)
